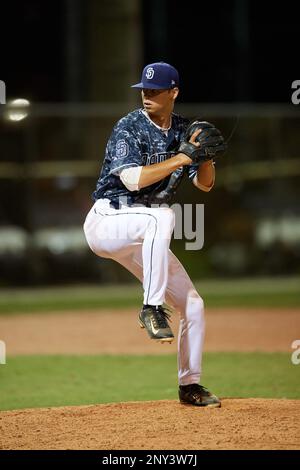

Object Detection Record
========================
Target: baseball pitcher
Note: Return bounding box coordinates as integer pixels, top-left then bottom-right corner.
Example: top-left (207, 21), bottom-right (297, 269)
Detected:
top-left (83, 62), bottom-right (226, 407)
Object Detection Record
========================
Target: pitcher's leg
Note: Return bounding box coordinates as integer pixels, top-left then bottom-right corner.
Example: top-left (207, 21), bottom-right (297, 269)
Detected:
top-left (110, 240), bottom-right (175, 343)
top-left (115, 246), bottom-right (205, 385)
top-left (141, 208), bottom-right (175, 305)
top-left (176, 291), bottom-right (205, 385)
top-left (84, 204), bottom-right (175, 306)
top-left (165, 251), bottom-right (205, 386)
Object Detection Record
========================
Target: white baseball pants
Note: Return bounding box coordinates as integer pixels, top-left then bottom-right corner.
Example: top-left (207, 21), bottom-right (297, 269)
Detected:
top-left (83, 198), bottom-right (205, 385)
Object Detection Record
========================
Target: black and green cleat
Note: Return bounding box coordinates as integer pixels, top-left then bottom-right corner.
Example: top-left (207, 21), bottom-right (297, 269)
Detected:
top-left (179, 384), bottom-right (221, 408)
top-left (139, 304), bottom-right (174, 344)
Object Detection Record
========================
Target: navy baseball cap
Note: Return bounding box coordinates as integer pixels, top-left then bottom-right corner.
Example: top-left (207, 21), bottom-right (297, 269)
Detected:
top-left (131, 62), bottom-right (179, 89)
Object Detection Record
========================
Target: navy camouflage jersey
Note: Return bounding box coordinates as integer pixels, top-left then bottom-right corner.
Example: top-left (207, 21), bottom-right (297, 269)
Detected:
top-left (93, 108), bottom-right (199, 208)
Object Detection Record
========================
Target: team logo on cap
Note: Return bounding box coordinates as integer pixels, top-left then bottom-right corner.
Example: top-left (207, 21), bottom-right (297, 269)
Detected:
top-left (145, 67), bottom-right (154, 80)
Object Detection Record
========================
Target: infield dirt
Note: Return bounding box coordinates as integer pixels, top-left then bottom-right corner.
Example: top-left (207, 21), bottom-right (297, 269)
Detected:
top-left (1, 308), bottom-right (299, 354)
top-left (0, 399), bottom-right (299, 450)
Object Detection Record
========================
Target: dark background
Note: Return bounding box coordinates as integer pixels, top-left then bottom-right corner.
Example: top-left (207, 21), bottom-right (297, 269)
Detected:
top-left (1, 0), bottom-right (298, 103)
top-left (0, 0), bottom-right (300, 285)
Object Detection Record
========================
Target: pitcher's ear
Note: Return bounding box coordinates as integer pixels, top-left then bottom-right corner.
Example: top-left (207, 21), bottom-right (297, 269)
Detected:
top-left (171, 87), bottom-right (179, 100)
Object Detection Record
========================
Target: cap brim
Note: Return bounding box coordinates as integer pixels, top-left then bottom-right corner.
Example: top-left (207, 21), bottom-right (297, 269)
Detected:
top-left (131, 82), bottom-right (171, 89)
top-left (131, 83), bottom-right (144, 89)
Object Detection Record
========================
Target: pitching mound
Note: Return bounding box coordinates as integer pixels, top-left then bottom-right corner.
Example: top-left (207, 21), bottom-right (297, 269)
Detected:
top-left (0, 399), bottom-right (299, 450)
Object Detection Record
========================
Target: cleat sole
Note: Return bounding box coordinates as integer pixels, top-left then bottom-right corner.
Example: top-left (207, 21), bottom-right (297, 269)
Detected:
top-left (179, 400), bottom-right (221, 408)
top-left (158, 338), bottom-right (174, 344)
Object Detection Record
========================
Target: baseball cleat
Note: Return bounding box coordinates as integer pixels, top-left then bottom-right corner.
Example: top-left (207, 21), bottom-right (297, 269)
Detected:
top-left (139, 304), bottom-right (174, 343)
top-left (179, 384), bottom-right (221, 408)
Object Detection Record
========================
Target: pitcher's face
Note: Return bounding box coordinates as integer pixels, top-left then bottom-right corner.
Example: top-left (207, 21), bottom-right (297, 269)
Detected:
top-left (141, 88), bottom-right (179, 116)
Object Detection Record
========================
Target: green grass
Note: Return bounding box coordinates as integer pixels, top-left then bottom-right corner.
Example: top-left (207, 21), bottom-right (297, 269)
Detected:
top-left (0, 353), bottom-right (299, 411)
top-left (0, 284), bottom-right (142, 314)
top-left (0, 276), bottom-right (299, 314)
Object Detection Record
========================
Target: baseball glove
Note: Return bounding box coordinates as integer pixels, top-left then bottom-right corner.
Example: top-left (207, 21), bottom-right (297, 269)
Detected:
top-left (178, 120), bottom-right (227, 163)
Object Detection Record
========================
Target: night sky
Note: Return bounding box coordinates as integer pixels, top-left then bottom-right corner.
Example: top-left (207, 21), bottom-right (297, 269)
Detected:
top-left (1, 0), bottom-right (298, 103)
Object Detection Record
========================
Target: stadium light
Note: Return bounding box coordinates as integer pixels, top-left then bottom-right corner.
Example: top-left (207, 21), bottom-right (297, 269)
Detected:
top-left (4, 98), bottom-right (30, 122)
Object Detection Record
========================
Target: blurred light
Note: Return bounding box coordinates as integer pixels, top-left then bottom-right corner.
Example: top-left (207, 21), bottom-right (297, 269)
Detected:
top-left (256, 216), bottom-right (300, 247)
top-left (4, 98), bottom-right (30, 122)
top-left (33, 228), bottom-right (87, 255)
top-left (0, 226), bottom-right (29, 255)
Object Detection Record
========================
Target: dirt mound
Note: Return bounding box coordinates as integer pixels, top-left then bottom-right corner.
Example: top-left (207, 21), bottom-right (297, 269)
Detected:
top-left (0, 399), bottom-right (299, 450)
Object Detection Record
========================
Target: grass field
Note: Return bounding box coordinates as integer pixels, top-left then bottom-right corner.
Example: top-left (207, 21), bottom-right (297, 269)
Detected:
top-left (0, 276), bottom-right (300, 314)
top-left (0, 353), bottom-right (299, 411)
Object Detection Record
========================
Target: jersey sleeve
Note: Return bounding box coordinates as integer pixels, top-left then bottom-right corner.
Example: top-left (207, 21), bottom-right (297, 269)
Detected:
top-left (108, 125), bottom-right (142, 176)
